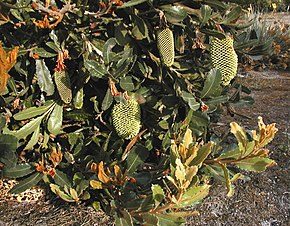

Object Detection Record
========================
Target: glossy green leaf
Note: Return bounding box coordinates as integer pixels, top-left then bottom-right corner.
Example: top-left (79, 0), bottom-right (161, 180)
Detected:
top-left (74, 88), bottom-right (84, 109)
top-left (13, 101), bottom-right (54, 121)
top-left (181, 91), bottom-right (200, 111)
top-left (103, 38), bottom-right (117, 65)
top-left (101, 88), bottom-right (113, 111)
top-left (24, 125), bottom-right (40, 150)
top-left (173, 185), bottom-right (210, 208)
top-left (14, 115), bottom-right (43, 140)
top-left (35, 59), bottom-right (55, 96)
top-left (54, 169), bottom-right (72, 188)
top-left (47, 103), bottom-right (63, 135)
top-left (132, 15), bottom-right (148, 40)
top-left (34, 48), bottom-right (57, 58)
top-left (3, 163), bottom-right (35, 178)
top-left (126, 144), bottom-right (149, 174)
top-left (9, 172), bottom-right (43, 194)
top-left (201, 69), bottom-right (222, 98)
top-left (0, 134), bottom-right (18, 167)
top-left (120, 76), bottom-right (135, 91)
top-left (160, 5), bottom-right (187, 24)
top-left (115, 209), bottom-right (133, 226)
top-left (190, 142), bottom-right (214, 167)
top-left (221, 5), bottom-right (242, 24)
top-left (84, 59), bottom-right (108, 79)
top-left (0, 114), bottom-right (6, 130)
top-left (151, 184), bottom-right (164, 207)
top-left (200, 5), bottom-right (212, 26)
top-left (119, 0), bottom-right (148, 8)
top-left (235, 157), bottom-right (276, 172)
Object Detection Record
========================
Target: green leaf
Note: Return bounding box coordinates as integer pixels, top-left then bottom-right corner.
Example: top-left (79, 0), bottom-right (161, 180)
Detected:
top-left (103, 38), bottom-right (117, 65)
top-left (218, 146), bottom-right (241, 160)
top-left (50, 184), bottom-right (75, 202)
top-left (120, 76), bottom-right (135, 91)
top-left (0, 114), bottom-right (6, 130)
top-left (73, 88), bottom-right (84, 109)
top-left (14, 115), bottom-right (43, 140)
top-left (24, 125), bottom-right (40, 150)
top-left (190, 142), bottom-right (214, 167)
top-left (35, 59), bottom-right (55, 96)
top-left (115, 209), bottom-right (133, 226)
top-left (34, 48), bottom-right (57, 58)
top-left (0, 134), bottom-right (18, 167)
top-left (220, 163), bottom-right (234, 197)
top-left (9, 172), bottom-right (43, 194)
top-left (119, 0), bottom-right (148, 8)
top-left (54, 169), bottom-right (72, 188)
top-left (221, 5), bottom-right (242, 24)
top-left (132, 15), bottom-right (148, 40)
top-left (156, 213), bottom-right (185, 226)
top-left (205, 95), bottom-right (229, 105)
top-left (200, 5), bottom-right (212, 26)
top-left (47, 103), bottom-right (63, 135)
top-left (84, 59), bottom-right (108, 79)
top-left (151, 184), bottom-right (164, 207)
top-left (3, 163), bottom-right (35, 178)
top-left (160, 5), bottom-right (187, 24)
top-left (173, 185), bottom-right (210, 208)
top-left (101, 88), bottom-right (113, 111)
top-left (126, 144), bottom-right (149, 175)
top-left (201, 69), bottom-right (222, 98)
top-left (235, 157), bottom-right (276, 172)
top-left (13, 101), bottom-right (54, 121)
top-left (181, 91), bottom-right (200, 110)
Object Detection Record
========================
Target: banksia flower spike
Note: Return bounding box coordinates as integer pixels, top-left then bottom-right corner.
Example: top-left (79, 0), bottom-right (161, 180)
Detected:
top-left (156, 12), bottom-right (175, 67)
top-left (54, 50), bottom-right (72, 104)
top-left (210, 35), bottom-right (238, 86)
top-left (110, 79), bottom-right (141, 139)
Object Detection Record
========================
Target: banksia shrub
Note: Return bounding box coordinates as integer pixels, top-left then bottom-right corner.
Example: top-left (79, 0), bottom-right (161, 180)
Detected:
top-left (0, 1), bottom-right (276, 225)
top-left (111, 98), bottom-right (141, 139)
top-left (210, 36), bottom-right (238, 86)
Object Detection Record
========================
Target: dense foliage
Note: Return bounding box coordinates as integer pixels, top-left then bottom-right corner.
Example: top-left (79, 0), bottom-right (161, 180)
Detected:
top-left (0, 0), bottom-right (278, 225)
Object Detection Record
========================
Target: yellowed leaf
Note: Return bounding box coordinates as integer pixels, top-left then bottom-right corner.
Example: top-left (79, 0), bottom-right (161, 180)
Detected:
top-left (98, 161), bottom-right (111, 184)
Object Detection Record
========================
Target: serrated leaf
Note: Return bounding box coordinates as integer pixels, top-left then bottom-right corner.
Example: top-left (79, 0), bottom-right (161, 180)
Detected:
top-left (35, 59), bottom-right (55, 96)
top-left (101, 88), bottom-right (113, 111)
top-left (160, 5), bottom-right (187, 24)
top-left (9, 172), bottom-right (43, 194)
top-left (13, 101), bottom-right (54, 120)
top-left (47, 103), bottom-right (63, 135)
top-left (0, 114), bottom-right (6, 130)
top-left (126, 144), bottom-right (149, 174)
top-left (181, 91), bottom-right (200, 110)
top-left (103, 38), bottom-right (117, 65)
top-left (3, 163), bottom-right (35, 178)
top-left (84, 59), bottom-right (108, 79)
top-left (115, 209), bottom-right (133, 226)
top-left (151, 184), bottom-right (164, 207)
top-left (201, 69), bottom-right (222, 98)
top-left (120, 76), bottom-right (134, 91)
top-left (119, 0), bottom-right (148, 8)
top-left (0, 134), bottom-right (18, 167)
top-left (132, 15), bottom-right (148, 40)
top-left (74, 88), bottom-right (84, 109)
top-left (190, 142), bottom-right (214, 167)
top-left (173, 185), bottom-right (210, 208)
top-left (34, 48), bottom-right (57, 58)
top-left (14, 115), bottom-right (43, 140)
top-left (24, 125), bottom-right (40, 150)
top-left (221, 5), bottom-right (242, 24)
top-left (200, 5), bottom-right (212, 26)
top-left (235, 157), bottom-right (276, 172)
top-left (54, 169), bottom-right (72, 188)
